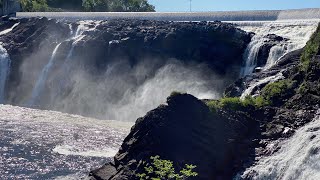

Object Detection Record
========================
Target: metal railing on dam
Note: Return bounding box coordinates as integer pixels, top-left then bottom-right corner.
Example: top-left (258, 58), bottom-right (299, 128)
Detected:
top-left (15, 8), bottom-right (320, 21)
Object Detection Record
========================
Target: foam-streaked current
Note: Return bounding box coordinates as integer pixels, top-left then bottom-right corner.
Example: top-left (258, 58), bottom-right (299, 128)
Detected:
top-left (0, 104), bottom-right (132, 179)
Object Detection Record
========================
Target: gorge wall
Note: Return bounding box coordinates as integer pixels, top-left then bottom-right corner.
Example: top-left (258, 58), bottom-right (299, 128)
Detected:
top-left (0, 17), bottom-right (250, 121)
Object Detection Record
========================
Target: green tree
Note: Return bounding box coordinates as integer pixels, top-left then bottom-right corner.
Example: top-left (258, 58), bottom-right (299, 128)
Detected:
top-left (137, 156), bottom-right (198, 180)
top-left (82, 0), bottom-right (155, 12)
top-left (20, 0), bottom-right (49, 12)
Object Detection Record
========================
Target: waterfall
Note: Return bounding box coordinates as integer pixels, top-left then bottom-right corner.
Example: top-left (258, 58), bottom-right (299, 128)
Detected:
top-left (238, 20), bottom-right (319, 76)
top-left (240, 35), bottom-right (269, 76)
top-left (0, 22), bottom-right (20, 36)
top-left (65, 21), bottom-right (101, 62)
top-left (239, 110), bottom-right (320, 180)
top-left (0, 44), bottom-right (10, 103)
top-left (28, 42), bottom-right (63, 106)
top-left (0, 23), bottom-right (20, 103)
top-left (29, 21), bottom-right (101, 106)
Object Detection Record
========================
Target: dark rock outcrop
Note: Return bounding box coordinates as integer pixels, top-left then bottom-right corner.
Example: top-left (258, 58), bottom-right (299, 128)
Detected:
top-left (90, 93), bottom-right (259, 180)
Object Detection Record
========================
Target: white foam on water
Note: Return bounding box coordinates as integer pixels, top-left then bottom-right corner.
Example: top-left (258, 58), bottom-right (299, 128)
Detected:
top-left (53, 145), bottom-right (118, 158)
top-left (239, 110), bottom-right (320, 180)
top-left (0, 104), bottom-right (132, 179)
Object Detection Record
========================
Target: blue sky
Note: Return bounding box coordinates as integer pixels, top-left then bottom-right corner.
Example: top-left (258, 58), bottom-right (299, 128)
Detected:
top-left (148, 0), bottom-right (320, 12)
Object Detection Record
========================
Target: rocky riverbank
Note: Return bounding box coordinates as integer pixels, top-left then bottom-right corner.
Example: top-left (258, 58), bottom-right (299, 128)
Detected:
top-left (90, 24), bottom-right (320, 179)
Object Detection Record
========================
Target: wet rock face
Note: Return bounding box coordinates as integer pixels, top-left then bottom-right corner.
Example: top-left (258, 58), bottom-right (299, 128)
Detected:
top-left (0, 17), bottom-right (251, 106)
top-left (0, 17), bottom-right (70, 104)
top-left (255, 34), bottom-right (288, 67)
top-left (224, 48), bottom-right (303, 98)
top-left (75, 19), bottom-right (251, 76)
top-left (90, 93), bottom-right (259, 180)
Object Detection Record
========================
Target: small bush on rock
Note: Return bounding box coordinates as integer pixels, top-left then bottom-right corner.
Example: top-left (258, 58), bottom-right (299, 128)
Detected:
top-left (206, 96), bottom-right (270, 112)
top-left (300, 23), bottom-right (320, 71)
top-left (136, 156), bottom-right (198, 180)
top-left (261, 79), bottom-right (294, 105)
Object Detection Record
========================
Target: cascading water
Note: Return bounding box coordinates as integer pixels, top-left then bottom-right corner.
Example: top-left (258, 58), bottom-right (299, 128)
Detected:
top-left (0, 44), bottom-right (10, 103)
top-left (65, 21), bottom-right (101, 63)
top-left (0, 23), bottom-right (20, 103)
top-left (240, 71), bottom-right (284, 99)
top-left (236, 20), bottom-right (319, 76)
top-left (28, 42), bottom-right (63, 106)
top-left (238, 110), bottom-right (320, 180)
top-left (0, 22), bottom-right (20, 36)
top-left (29, 21), bottom-right (100, 106)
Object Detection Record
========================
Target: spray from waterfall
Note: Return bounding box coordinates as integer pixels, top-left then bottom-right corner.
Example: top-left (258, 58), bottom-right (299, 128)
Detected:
top-left (28, 42), bottom-right (63, 106)
top-left (28, 21), bottom-right (101, 106)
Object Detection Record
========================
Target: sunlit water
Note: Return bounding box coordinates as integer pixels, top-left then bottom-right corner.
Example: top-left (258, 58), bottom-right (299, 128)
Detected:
top-left (0, 104), bottom-right (132, 179)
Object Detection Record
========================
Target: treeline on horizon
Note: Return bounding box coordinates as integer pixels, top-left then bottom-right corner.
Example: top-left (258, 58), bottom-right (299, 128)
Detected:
top-left (17, 0), bottom-right (155, 12)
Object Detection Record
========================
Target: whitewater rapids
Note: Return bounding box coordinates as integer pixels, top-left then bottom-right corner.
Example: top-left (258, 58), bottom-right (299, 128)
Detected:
top-left (239, 110), bottom-right (320, 180)
top-left (0, 104), bottom-right (132, 179)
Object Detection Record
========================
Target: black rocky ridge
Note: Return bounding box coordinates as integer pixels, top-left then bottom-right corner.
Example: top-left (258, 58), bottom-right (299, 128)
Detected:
top-left (90, 25), bottom-right (320, 179)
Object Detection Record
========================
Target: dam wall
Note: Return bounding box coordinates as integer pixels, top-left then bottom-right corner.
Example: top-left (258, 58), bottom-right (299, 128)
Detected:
top-left (16, 8), bottom-right (320, 21)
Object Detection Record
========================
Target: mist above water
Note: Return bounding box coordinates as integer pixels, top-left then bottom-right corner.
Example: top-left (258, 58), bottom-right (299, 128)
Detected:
top-left (35, 58), bottom-right (224, 121)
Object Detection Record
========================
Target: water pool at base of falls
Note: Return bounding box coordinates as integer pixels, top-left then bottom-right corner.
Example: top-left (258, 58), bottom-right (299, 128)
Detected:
top-left (0, 104), bottom-right (132, 179)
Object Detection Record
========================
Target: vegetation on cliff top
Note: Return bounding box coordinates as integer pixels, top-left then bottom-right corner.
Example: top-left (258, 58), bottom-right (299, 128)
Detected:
top-left (19, 0), bottom-right (155, 12)
top-left (300, 23), bottom-right (320, 71)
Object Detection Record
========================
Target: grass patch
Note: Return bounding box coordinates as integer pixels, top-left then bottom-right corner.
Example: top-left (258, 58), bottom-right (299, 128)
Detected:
top-left (260, 79), bottom-right (295, 105)
top-left (206, 96), bottom-right (270, 112)
top-left (300, 23), bottom-right (320, 71)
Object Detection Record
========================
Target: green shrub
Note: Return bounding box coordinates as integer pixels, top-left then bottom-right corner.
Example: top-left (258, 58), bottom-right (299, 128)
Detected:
top-left (219, 97), bottom-right (243, 110)
top-left (206, 96), bottom-right (270, 112)
top-left (300, 23), bottom-right (320, 71)
top-left (20, 0), bottom-right (49, 12)
top-left (82, 0), bottom-right (155, 12)
top-left (261, 79), bottom-right (294, 105)
top-left (136, 156), bottom-right (198, 180)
